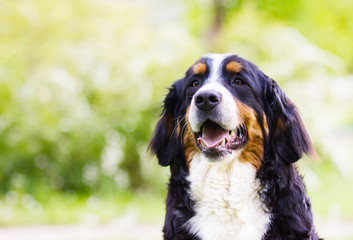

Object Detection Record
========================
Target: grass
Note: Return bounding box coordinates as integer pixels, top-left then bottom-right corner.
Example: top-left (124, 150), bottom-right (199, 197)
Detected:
top-left (0, 190), bottom-right (165, 227)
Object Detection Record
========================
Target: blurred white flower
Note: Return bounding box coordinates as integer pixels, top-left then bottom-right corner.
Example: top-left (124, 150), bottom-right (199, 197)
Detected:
top-left (101, 130), bottom-right (124, 176)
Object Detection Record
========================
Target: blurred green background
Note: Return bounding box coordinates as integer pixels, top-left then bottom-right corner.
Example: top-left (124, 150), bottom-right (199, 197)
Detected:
top-left (0, 0), bottom-right (353, 239)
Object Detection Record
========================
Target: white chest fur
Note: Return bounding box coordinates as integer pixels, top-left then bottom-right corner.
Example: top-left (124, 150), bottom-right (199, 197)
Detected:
top-left (186, 153), bottom-right (271, 240)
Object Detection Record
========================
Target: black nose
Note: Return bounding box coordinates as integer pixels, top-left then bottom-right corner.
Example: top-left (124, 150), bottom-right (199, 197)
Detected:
top-left (195, 90), bottom-right (222, 111)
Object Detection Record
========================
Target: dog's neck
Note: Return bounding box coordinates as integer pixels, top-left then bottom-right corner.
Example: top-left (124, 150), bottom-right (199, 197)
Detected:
top-left (186, 153), bottom-right (271, 240)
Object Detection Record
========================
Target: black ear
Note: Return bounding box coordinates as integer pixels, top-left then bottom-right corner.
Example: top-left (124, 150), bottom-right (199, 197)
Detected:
top-left (149, 80), bottom-right (182, 166)
top-left (266, 79), bottom-right (314, 163)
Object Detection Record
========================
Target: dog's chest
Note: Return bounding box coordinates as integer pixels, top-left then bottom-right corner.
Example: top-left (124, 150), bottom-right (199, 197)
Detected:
top-left (186, 154), bottom-right (270, 240)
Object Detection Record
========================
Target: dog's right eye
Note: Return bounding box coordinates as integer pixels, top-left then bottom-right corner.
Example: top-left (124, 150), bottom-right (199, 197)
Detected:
top-left (191, 79), bottom-right (200, 88)
top-left (231, 78), bottom-right (244, 86)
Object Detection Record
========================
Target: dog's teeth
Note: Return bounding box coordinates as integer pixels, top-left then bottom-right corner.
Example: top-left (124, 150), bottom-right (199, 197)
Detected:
top-left (221, 139), bottom-right (226, 146)
top-left (230, 131), bottom-right (235, 138)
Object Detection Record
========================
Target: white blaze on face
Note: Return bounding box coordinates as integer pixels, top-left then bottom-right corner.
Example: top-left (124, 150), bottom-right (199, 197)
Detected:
top-left (187, 54), bottom-right (271, 240)
top-left (188, 53), bottom-right (240, 133)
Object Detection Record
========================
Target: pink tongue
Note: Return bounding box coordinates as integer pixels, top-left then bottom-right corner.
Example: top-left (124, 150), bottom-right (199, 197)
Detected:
top-left (197, 121), bottom-right (230, 148)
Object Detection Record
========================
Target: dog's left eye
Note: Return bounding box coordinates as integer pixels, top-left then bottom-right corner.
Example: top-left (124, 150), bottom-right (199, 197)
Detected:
top-left (191, 79), bottom-right (200, 88)
top-left (231, 78), bottom-right (244, 86)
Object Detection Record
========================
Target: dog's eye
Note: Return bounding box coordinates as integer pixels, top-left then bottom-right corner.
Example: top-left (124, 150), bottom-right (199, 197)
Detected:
top-left (231, 78), bottom-right (243, 86)
top-left (191, 79), bottom-right (200, 88)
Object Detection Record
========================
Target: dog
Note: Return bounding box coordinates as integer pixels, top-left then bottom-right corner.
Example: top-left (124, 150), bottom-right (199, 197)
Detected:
top-left (149, 53), bottom-right (321, 240)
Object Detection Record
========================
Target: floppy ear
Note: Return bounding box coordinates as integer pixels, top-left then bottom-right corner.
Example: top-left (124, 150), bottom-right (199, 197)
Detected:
top-left (266, 79), bottom-right (314, 163)
top-left (149, 80), bottom-right (182, 166)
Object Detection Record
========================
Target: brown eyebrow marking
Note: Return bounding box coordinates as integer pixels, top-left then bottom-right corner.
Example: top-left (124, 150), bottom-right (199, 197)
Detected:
top-left (226, 61), bottom-right (242, 73)
top-left (192, 62), bottom-right (207, 75)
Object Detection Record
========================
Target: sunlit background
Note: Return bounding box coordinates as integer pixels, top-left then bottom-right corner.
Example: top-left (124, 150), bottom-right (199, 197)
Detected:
top-left (0, 0), bottom-right (353, 239)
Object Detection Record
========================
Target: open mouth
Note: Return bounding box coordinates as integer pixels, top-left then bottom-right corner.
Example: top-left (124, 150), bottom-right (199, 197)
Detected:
top-left (195, 120), bottom-right (247, 157)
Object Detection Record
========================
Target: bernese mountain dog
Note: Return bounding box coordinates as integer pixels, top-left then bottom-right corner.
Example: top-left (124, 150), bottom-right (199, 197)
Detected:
top-left (149, 53), bottom-right (321, 240)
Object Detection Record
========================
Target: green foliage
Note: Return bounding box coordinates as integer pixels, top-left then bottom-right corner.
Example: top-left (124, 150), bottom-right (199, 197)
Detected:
top-left (0, 0), bottom-right (197, 196)
top-left (184, 0), bottom-right (353, 69)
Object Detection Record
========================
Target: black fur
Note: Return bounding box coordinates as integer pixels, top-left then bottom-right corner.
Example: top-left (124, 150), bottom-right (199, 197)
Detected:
top-left (149, 55), bottom-right (321, 240)
top-left (150, 80), bottom-right (197, 239)
top-left (258, 76), bottom-right (320, 239)
top-left (150, 80), bottom-right (183, 166)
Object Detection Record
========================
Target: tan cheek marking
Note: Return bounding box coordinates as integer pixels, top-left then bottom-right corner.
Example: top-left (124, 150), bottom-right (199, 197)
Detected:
top-left (263, 113), bottom-right (269, 136)
top-left (176, 120), bottom-right (181, 137)
top-left (192, 62), bottom-right (207, 75)
top-left (183, 107), bottom-right (200, 167)
top-left (235, 100), bottom-right (265, 169)
top-left (226, 61), bottom-right (242, 73)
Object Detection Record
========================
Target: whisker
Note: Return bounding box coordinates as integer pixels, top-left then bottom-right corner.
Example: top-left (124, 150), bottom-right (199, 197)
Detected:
top-left (179, 119), bottom-right (190, 146)
top-left (170, 115), bottom-right (186, 140)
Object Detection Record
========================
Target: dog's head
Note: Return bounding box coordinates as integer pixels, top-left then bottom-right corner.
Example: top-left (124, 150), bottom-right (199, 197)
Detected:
top-left (150, 54), bottom-right (314, 168)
